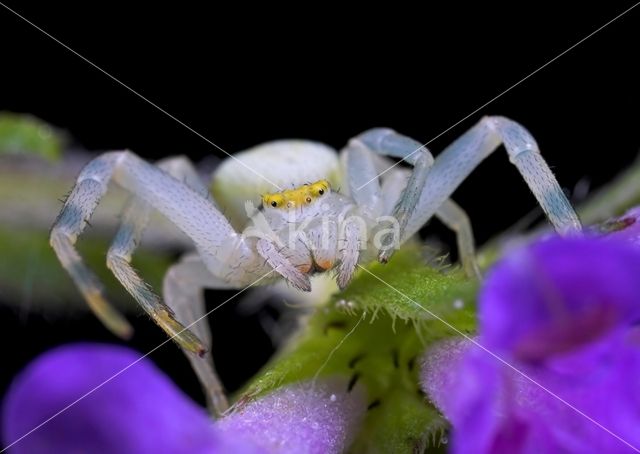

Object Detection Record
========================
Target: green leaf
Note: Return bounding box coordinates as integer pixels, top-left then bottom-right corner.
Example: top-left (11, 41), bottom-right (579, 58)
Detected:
top-left (0, 112), bottom-right (66, 161)
top-left (337, 244), bottom-right (478, 326)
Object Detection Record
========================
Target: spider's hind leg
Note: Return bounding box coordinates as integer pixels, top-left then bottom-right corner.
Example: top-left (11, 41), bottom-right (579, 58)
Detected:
top-left (162, 254), bottom-right (236, 417)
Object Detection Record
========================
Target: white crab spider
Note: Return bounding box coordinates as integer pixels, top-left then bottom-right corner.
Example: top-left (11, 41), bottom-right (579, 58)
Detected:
top-left (50, 116), bottom-right (581, 415)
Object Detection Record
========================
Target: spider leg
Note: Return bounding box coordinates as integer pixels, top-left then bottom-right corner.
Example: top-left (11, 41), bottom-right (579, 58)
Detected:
top-left (256, 238), bottom-right (311, 291)
top-left (349, 129), bottom-right (435, 262)
top-left (50, 154), bottom-right (133, 338)
top-left (351, 117), bottom-right (581, 268)
top-left (51, 151), bottom-right (243, 354)
top-left (343, 139), bottom-right (384, 217)
top-left (434, 199), bottom-right (482, 279)
top-left (350, 129), bottom-right (473, 270)
top-left (374, 162), bottom-right (482, 278)
top-left (106, 156), bottom-right (213, 355)
top-left (336, 217), bottom-right (362, 289)
top-left (163, 253), bottom-right (236, 417)
top-left (401, 116), bottom-right (581, 241)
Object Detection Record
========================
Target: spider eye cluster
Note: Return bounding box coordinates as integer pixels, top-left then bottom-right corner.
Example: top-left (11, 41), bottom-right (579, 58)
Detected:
top-left (262, 179), bottom-right (331, 209)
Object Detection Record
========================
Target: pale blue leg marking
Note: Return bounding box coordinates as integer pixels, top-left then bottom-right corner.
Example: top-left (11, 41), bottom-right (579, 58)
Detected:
top-left (491, 117), bottom-right (582, 234)
top-left (402, 117), bottom-right (582, 242)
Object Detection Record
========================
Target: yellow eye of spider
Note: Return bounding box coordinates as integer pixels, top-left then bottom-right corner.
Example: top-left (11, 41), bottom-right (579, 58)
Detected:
top-left (309, 180), bottom-right (330, 197)
top-left (262, 194), bottom-right (285, 208)
top-left (262, 180), bottom-right (330, 210)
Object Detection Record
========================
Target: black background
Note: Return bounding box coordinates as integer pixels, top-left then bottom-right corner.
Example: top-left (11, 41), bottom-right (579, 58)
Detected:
top-left (1, 1), bottom-right (639, 415)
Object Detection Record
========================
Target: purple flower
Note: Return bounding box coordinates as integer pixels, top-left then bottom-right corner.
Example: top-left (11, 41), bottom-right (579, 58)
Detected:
top-left (481, 236), bottom-right (640, 360)
top-left (2, 343), bottom-right (365, 454)
top-left (218, 379), bottom-right (364, 453)
top-left (421, 236), bottom-right (640, 453)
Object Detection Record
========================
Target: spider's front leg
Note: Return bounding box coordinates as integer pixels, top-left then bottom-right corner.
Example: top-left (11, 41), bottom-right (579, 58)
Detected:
top-left (106, 156), bottom-right (213, 355)
top-left (345, 131), bottom-right (481, 277)
top-left (51, 151), bottom-right (243, 354)
top-left (255, 238), bottom-right (312, 291)
top-left (50, 153), bottom-right (133, 338)
top-left (336, 217), bottom-right (362, 289)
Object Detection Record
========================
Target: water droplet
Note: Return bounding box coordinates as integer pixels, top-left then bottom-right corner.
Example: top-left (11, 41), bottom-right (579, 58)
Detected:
top-left (453, 299), bottom-right (464, 309)
top-left (441, 435), bottom-right (448, 445)
top-left (330, 394), bottom-right (337, 402)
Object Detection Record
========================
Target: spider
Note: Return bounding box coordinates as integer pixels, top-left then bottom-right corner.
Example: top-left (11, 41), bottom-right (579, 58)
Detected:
top-left (50, 116), bottom-right (581, 416)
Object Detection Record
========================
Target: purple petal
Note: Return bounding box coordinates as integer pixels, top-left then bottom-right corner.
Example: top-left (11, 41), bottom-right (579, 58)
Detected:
top-left (217, 379), bottom-right (366, 454)
top-left (480, 236), bottom-right (640, 359)
top-left (421, 338), bottom-right (640, 453)
top-left (422, 235), bottom-right (640, 453)
top-left (2, 343), bottom-right (261, 454)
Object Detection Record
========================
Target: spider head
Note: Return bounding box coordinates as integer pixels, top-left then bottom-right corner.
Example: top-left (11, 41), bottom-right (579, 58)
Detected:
top-left (262, 179), bottom-right (331, 210)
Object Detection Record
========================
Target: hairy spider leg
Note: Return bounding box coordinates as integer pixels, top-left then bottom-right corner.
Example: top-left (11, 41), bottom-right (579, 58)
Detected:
top-left (50, 151), bottom-right (245, 355)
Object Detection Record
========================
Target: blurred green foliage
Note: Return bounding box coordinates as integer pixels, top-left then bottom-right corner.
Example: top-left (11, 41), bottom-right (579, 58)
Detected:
top-left (0, 112), bottom-right (66, 161)
top-left (0, 225), bottom-right (171, 313)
